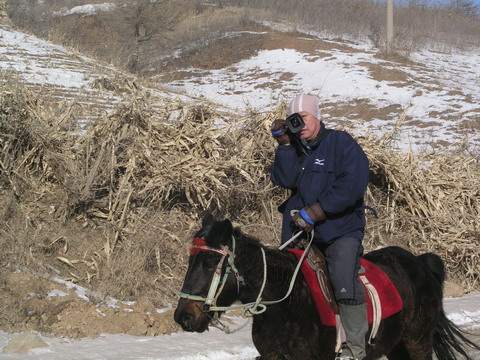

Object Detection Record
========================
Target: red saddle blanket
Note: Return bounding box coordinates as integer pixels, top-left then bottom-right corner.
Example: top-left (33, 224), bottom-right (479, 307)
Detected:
top-left (289, 249), bottom-right (403, 327)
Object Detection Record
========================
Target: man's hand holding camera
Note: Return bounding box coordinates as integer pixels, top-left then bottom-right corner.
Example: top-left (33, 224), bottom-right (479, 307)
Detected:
top-left (271, 119), bottom-right (290, 146)
top-left (271, 113), bottom-right (305, 146)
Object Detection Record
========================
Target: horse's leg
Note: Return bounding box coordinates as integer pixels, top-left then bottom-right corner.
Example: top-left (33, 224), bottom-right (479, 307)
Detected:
top-left (399, 296), bottom-right (436, 360)
top-left (386, 337), bottom-right (435, 360)
top-left (255, 354), bottom-right (288, 360)
top-left (385, 341), bottom-right (412, 360)
top-left (403, 337), bottom-right (434, 359)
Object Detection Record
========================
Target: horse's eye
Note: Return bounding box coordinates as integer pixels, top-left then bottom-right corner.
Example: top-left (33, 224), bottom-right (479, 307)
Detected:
top-left (203, 256), bottom-right (220, 270)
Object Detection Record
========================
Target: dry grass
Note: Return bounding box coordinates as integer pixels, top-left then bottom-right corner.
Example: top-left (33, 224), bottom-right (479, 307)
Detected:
top-left (1, 74), bottom-right (479, 307)
top-left (361, 129), bottom-right (480, 290)
top-left (212, 0), bottom-right (480, 52)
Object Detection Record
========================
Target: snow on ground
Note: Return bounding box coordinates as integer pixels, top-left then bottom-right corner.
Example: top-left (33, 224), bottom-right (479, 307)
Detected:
top-left (52, 3), bottom-right (117, 18)
top-left (0, 26), bottom-right (111, 88)
top-left (444, 292), bottom-right (480, 329)
top-left (0, 292), bottom-right (479, 360)
top-left (163, 35), bottom-right (480, 152)
top-left (0, 23), bottom-right (191, 126)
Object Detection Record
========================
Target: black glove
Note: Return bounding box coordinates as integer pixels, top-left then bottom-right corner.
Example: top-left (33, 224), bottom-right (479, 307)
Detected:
top-left (271, 119), bottom-right (290, 146)
top-left (292, 203), bottom-right (326, 232)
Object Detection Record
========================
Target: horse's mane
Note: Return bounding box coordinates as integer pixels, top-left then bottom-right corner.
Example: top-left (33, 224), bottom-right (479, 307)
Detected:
top-left (231, 226), bottom-right (317, 313)
top-left (194, 218), bottom-right (265, 250)
top-left (194, 219), bottom-right (297, 276)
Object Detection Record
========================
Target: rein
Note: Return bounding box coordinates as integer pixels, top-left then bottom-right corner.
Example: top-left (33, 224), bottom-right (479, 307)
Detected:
top-left (180, 230), bottom-right (313, 333)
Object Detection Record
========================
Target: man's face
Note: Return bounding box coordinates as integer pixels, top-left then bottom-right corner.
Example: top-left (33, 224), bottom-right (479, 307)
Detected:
top-left (298, 112), bottom-right (320, 141)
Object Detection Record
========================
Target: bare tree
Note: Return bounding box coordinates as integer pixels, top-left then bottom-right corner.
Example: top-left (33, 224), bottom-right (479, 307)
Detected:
top-left (114, 0), bottom-right (186, 73)
top-left (447, 0), bottom-right (479, 16)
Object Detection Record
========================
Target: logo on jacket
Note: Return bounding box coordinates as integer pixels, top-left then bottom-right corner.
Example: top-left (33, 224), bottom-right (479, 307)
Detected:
top-left (314, 158), bottom-right (325, 166)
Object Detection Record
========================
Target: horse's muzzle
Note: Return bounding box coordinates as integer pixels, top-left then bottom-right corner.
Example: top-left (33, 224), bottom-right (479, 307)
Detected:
top-left (174, 298), bottom-right (211, 333)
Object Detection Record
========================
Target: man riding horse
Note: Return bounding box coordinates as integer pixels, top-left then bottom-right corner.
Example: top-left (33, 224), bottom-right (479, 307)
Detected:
top-left (271, 93), bottom-right (370, 360)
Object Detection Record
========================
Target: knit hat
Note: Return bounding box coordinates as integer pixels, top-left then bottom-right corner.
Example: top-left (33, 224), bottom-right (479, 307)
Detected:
top-left (288, 93), bottom-right (321, 120)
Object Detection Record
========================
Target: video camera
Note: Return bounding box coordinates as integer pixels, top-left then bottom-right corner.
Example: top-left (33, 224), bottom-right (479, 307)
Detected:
top-left (285, 113), bottom-right (305, 134)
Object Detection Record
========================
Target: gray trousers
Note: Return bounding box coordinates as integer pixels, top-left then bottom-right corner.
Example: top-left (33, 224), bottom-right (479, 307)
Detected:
top-left (322, 237), bottom-right (366, 304)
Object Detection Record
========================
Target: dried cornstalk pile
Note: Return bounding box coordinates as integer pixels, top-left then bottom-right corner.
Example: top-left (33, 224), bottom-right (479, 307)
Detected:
top-left (359, 131), bottom-right (479, 290)
top-left (0, 78), bottom-right (77, 200)
top-left (69, 99), bottom-right (284, 254)
top-left (1, 78), bottom-right (478, 292)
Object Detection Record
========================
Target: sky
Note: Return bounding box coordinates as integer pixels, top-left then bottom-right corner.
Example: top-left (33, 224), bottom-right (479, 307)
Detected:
top-left (396, 0), bottom-right (480, 5)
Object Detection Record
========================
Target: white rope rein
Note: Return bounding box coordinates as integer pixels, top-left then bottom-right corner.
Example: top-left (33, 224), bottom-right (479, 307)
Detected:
top-left (210, 230), bottom-right (313, 333)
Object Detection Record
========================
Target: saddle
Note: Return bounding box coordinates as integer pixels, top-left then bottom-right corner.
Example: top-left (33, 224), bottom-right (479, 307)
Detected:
top-left (303, 242), bottom-right (339, 315)
top-left (289, 243), bottom-right (403, 346)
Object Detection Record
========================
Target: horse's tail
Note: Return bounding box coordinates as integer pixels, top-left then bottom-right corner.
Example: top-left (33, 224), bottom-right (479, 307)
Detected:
top-left (418, 253), bottom-right (480, 360)
top-left (432, 311), bottom-right (480, 360)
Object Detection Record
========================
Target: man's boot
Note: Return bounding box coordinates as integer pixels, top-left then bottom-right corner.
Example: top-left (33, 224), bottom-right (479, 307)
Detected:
top-left (336, 303), bottom-right (368, 360)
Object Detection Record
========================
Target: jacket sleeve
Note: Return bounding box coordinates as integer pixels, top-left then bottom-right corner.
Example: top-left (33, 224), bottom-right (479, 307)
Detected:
top-left (270, 145), bottom-right (301, 189)
top-left (317, 132), bottom-right (369, 214)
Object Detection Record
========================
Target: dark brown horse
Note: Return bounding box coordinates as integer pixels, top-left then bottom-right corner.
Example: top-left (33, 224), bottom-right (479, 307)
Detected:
top-left (174, 215), bottom-right (479, 359)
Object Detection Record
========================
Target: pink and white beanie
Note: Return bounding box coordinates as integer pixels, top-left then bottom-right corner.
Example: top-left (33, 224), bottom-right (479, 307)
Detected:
top-left (288, 93), bottom-right (321, 120)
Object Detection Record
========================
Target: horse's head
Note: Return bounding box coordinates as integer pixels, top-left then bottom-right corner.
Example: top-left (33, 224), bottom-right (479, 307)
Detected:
top-left (174, 214), bottom-right (243, 332)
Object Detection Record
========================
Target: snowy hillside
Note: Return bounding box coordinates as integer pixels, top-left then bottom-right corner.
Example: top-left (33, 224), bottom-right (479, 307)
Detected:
top-left (0, 22), bottom-right (197, 127)
top-left (2, 19), bottom-right (480, 152)
top-left (157, 28), bottom-right (480, 153)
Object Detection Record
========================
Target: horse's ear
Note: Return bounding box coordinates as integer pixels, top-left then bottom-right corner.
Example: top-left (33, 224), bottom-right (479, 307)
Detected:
top-left (201, 212), bottom-right (215, 227)
top-left (218, 219), bottom-right (233, 244)
top-left (221, 219), bottom-right (233, 235)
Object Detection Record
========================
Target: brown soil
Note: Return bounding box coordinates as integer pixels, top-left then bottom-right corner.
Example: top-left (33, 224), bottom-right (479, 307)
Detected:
top-left (157, 27), bottom-right (365, 82)
top-left (357, 61), bottom-right (412, 83)
top-left (1, 269), bottom-right (179, 339)
top-left (322, 99), bottom-right (403, 124)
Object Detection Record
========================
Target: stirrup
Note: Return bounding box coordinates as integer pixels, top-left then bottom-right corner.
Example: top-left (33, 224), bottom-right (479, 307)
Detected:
top-left (335, 344), bottom-right (362, 360)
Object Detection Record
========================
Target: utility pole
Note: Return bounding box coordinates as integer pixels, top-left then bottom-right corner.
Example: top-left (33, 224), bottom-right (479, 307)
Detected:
top-left (386, 0), bottom-right (394, 55)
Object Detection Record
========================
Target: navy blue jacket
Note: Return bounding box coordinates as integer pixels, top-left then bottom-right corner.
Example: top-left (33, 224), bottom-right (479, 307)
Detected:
top-left (271, 125), bottom-right (369, 245)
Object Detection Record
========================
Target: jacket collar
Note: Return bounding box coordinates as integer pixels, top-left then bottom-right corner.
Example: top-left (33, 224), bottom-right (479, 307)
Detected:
top-left (302, 121), bottom-right (326, 150)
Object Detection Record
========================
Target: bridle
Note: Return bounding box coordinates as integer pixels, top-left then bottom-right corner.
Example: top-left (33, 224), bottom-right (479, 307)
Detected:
top-left (179, 236), bottom-right (244, 309)
top-left (179, 230), bottom-right (312, 317)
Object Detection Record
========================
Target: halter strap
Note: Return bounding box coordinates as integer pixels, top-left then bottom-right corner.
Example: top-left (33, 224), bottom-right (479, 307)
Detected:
top-left (180, 236), bottom-right (243, 306)
top-left (180, 231), bottom-right (312, 324)
top-left (190, 237), bottom-right (228, 256)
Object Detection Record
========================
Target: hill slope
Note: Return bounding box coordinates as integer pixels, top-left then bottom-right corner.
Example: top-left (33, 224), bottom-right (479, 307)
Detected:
top-left (2, 17), bottom-right (479, 151)
top-left (157, 26), bottom-right (480, 152)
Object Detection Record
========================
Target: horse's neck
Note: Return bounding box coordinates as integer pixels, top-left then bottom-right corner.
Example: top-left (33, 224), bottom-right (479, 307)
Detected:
top-left (236, 240), bottom-right (297, 303)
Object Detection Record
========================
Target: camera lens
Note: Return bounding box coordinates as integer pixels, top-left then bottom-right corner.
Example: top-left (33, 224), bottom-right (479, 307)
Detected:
top-left (286, 113), bottom-right (304, 134)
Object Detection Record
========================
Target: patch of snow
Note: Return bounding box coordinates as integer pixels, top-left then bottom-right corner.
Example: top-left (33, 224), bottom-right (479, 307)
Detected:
top-left (1, 291), bottom-right (479, 360)
top-left (156, 305), bottom-right (174, 314)
top-left (52, 3), bottom-right (117, 18)
top-left (444, 291), bottom-right (480, 329)
top-left (46, 290), bottom-right (69, 297)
